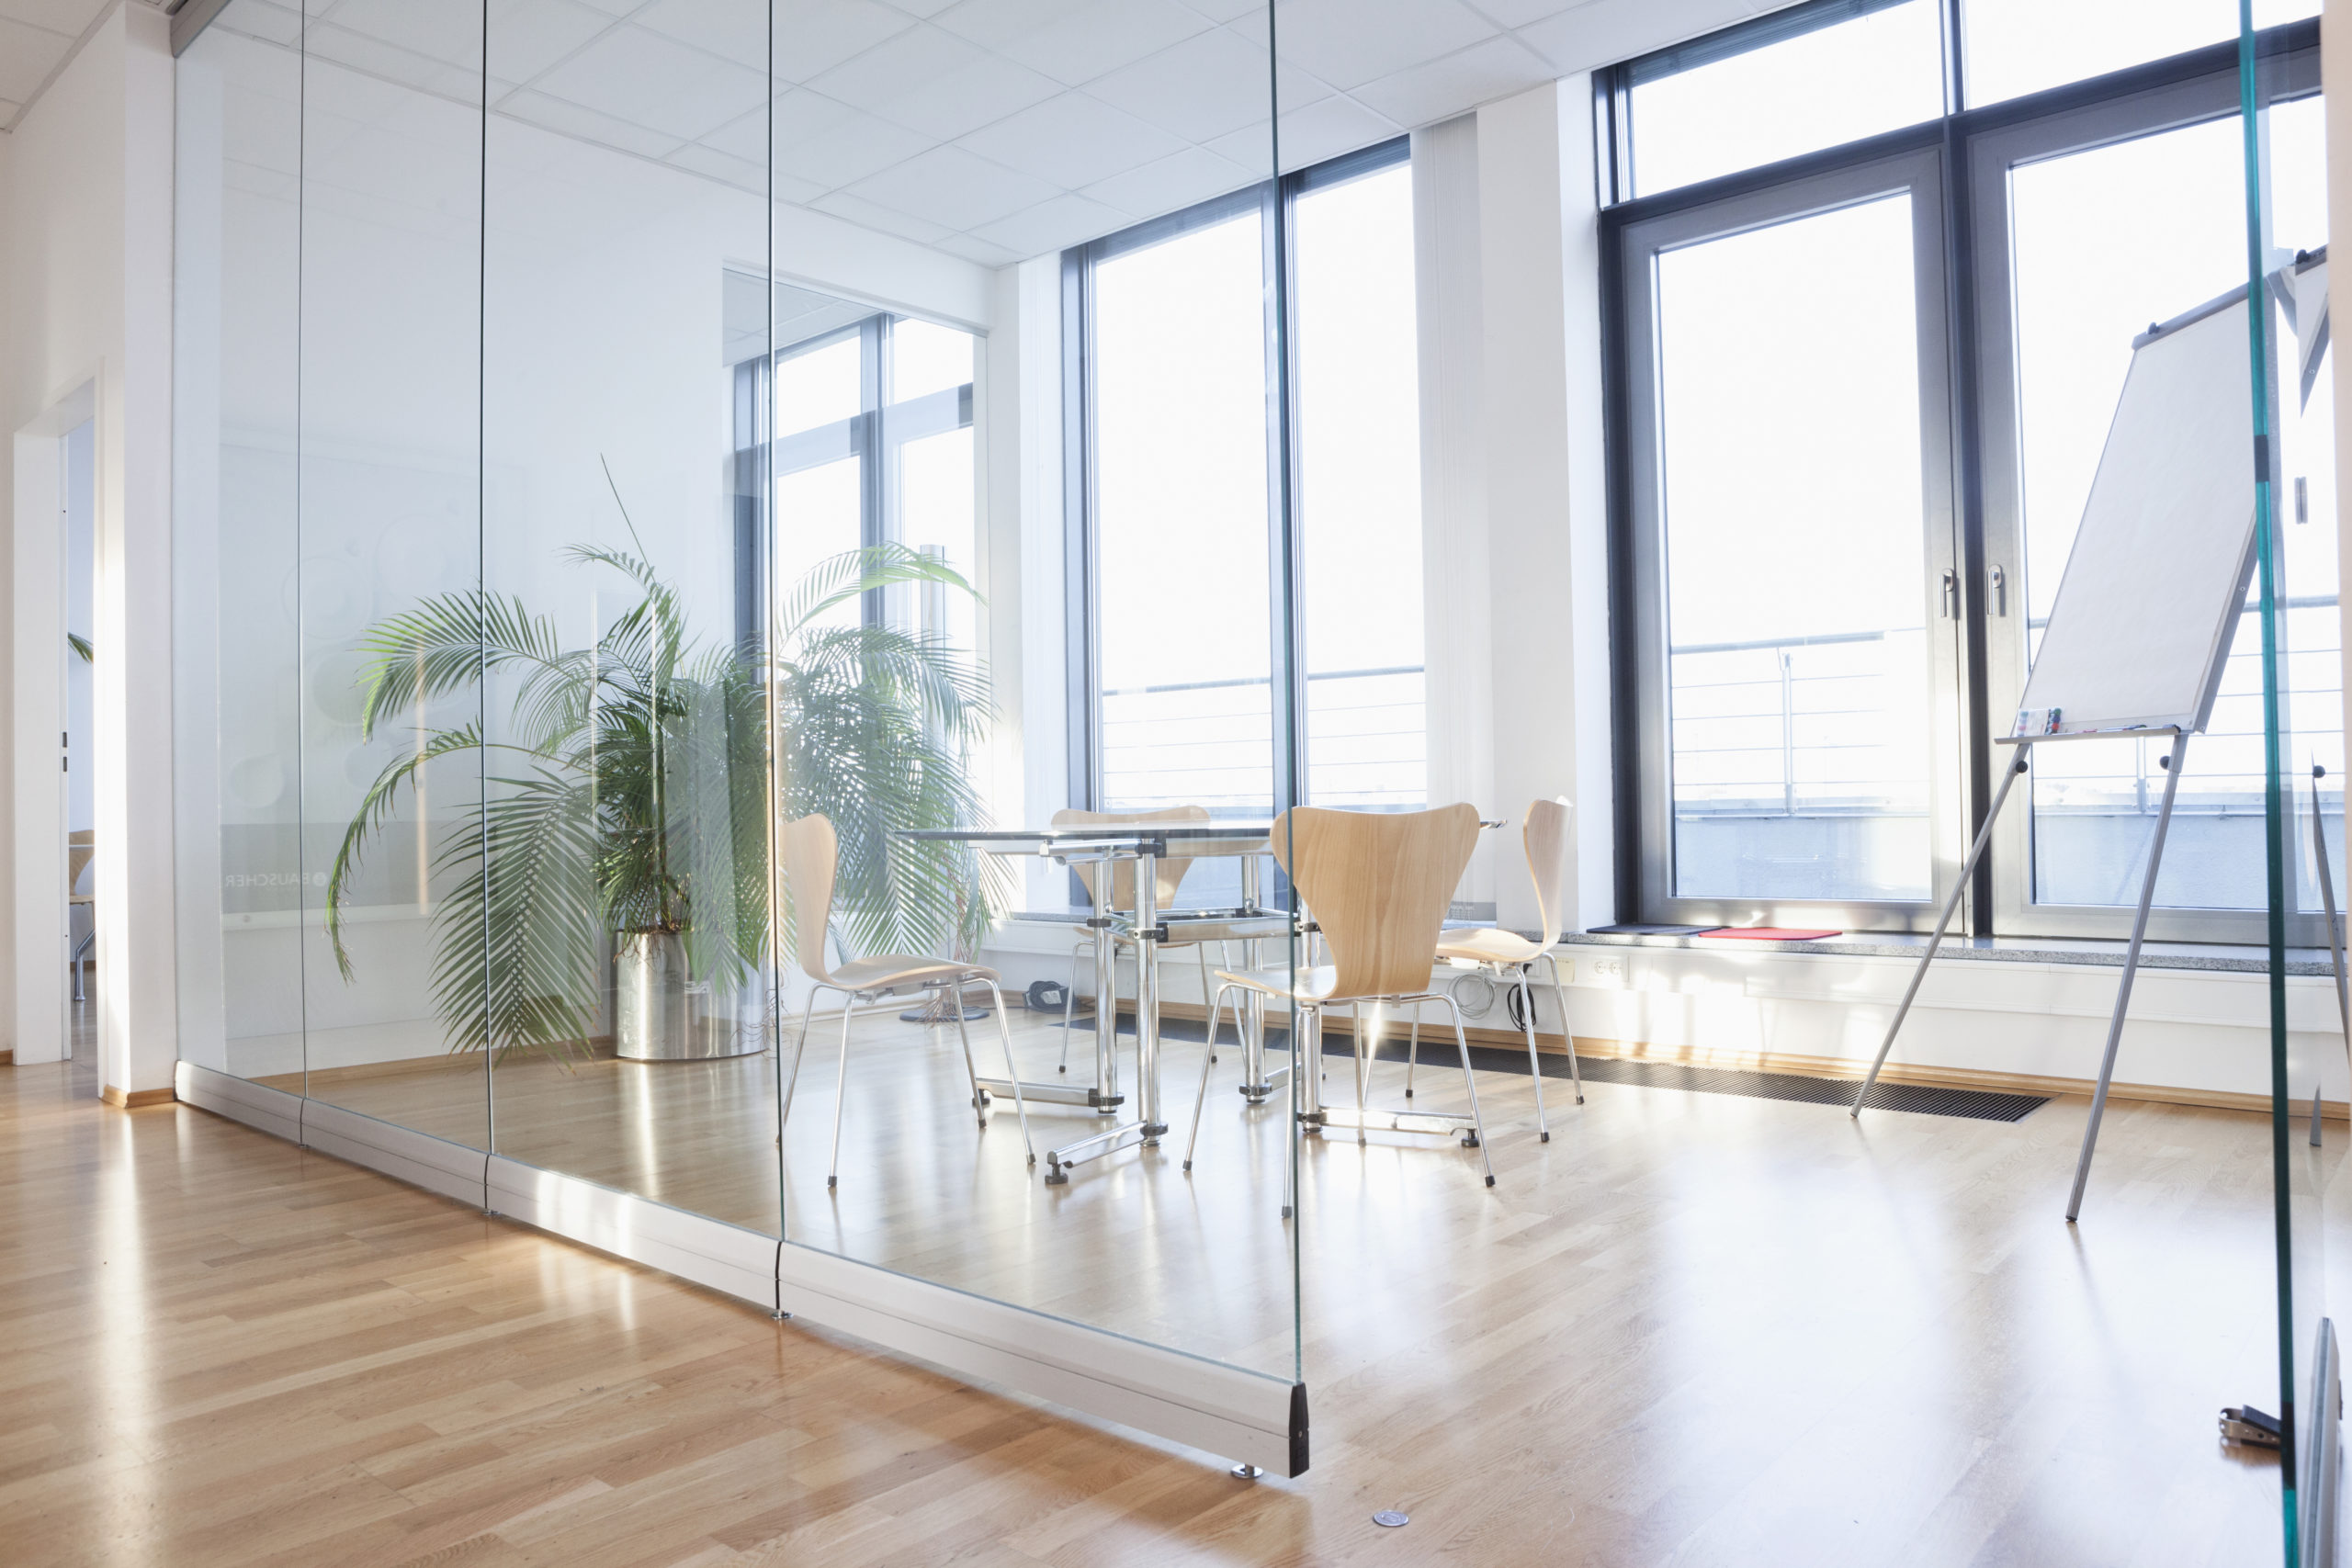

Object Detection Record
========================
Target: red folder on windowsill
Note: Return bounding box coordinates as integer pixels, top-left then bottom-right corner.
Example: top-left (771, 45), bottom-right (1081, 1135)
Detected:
top-left (1691, 927), bottom-right (1841, 942)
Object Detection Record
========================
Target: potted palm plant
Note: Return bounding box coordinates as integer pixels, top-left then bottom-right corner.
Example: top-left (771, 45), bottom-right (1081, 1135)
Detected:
top-left (325, 506), bottom-right (1001, 1064)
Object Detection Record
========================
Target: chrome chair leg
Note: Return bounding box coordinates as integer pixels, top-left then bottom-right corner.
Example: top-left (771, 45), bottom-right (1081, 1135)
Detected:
top-left (1194, 944), bottom-right (1215, 1063)
top-left (1515, 964), bottom-right (1551, 1143)
top-left (1441, 994), bottom-right (1496, 1188)
top-left (1351, 1004), bottom-right (1371, 1145)
top-left (1545, 953), bottom-right (1582, 1104)
top-left (826, 991), bottom-right (857, 1190)
top-left (777, 987), bottom-right (823, 1145)
top-left (1404, 1014), bottom-right (1422, 1099)
top-left (982, 980), bottom-right (1036, 1169)
top-left (1059, 942), bottom-right (1081, 1072)
top-left (1184, 981), bottom-right (1239, 1173)
top-left (949, 986), bottom-right (988, 1128)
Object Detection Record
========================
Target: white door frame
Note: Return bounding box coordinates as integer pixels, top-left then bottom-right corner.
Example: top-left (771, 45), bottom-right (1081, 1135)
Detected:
top-left (14, 379), bottom-right (97, 1067)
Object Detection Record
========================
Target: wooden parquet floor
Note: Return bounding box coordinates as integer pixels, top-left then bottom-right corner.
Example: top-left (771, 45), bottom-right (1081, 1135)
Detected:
top-left (2, 1011), bottom-right (2331, 1565)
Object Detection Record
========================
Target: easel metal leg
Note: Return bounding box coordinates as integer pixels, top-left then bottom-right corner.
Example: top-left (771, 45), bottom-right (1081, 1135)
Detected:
top-left (1852, 746), bottom-right (2031, 1117)
top-left (2066, 732), bottom-right (2189, 1223)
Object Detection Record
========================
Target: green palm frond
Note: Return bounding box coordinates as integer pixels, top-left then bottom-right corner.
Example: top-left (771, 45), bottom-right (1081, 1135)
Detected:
top-left (326, 497), bottom-right (1001, 1060)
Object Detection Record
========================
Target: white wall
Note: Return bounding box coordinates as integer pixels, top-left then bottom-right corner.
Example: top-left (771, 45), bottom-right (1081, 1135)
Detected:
top-left (3, 3), bottom-right (178, 1095)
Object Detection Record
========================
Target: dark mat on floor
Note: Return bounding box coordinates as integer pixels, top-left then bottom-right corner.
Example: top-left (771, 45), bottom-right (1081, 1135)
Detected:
top-left (1054, 1016), bottom-right (2047, 1122)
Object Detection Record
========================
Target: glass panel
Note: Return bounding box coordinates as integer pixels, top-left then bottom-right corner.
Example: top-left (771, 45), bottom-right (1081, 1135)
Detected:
top-left (173, 15), bottom-right (306, 1088)
top-left (1964, 0), bottom-right (2317, 108)
top-left (295, 4), bottom-right (489, 1148)
top-left (1630, 0), bottom-right (1943, 197)
top-left (480, 0), bottom-right (780, 1234)
top-left (1295, 157), bottom-right (1426, 811)
top-left (1654, 195), bottom-right (1934, 902)
top-left (1092, 209), bottom-right (1276, 826)
top-left (771, 0), bottom-right (1303, 1387)
top-left (2007, 101), bottom-right (2337, 912)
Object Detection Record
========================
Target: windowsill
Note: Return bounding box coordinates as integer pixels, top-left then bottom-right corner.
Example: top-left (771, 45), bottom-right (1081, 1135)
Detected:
top-left (1557, 927), bottom-right (2341, 976)
top-left (1006, 912), bottom-right (2342, 975)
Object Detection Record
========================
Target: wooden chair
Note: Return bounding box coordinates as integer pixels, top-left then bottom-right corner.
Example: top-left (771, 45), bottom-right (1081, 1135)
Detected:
top-left (1419, 797), bottom-right (1582, 1140)
top-left (1049, 806), bottom-right (1224, 1077)
top-left (777, 815), bottom-right (1034, 1190)
top-left (1183, 803), bottom-right (1496, 1193)
top-left (68, 830), bottom-right (95, 1003)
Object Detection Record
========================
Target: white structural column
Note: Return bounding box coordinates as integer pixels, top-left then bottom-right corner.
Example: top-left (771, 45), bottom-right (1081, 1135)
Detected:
top-left (1413, 114), bottom-right (1498, 913)
top-left (103, 5), bottom-right (181, 1102)
top-left (1414, 81), bottom-right (1613, 935)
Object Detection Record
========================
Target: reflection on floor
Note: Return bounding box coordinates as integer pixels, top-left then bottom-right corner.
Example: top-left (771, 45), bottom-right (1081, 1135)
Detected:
top-left (119, 1005), bottom-right (2325, 1562)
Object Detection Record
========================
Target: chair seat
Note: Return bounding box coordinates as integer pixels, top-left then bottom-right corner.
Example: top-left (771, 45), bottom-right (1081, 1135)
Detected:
top-left (1213, 964), bottom-right (1340, 1003)
top-left (1434, 927), bottom-right (1545, 966)
top-left (829, 955), bottom-right (996, 993)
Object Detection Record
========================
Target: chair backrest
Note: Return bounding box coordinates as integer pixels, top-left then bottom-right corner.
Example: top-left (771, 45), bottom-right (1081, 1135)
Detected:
top-left (1050, 805), bottom-right (1210, 914)
top-left (1522, 797), bottom-right (1572, 951)
top-left (67, 830), bottom-right (94, 896)
top-left (779, 815), bottom-right (839, 985)
top-left (1272, 804), bottom-right (1479, 1001)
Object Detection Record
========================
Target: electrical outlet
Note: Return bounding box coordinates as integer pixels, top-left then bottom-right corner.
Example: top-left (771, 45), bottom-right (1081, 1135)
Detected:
top-left (1589, 954), bottom-right (1625, 981)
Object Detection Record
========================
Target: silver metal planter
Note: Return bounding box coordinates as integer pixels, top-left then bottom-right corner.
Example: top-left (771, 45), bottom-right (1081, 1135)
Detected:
top-left (615, 930), bottom-right (763, 1061)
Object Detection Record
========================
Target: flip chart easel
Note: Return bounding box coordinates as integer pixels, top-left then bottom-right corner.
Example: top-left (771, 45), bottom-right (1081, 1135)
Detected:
top-left (1850, 258), bottom-right (2324, 1221)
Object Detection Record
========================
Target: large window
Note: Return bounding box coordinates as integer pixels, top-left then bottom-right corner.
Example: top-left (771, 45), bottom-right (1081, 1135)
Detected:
top-left (1605, 6), bottom-right (2335, 941)
top-left (741, 305), bottom-right (978, 646)
top-left (1071, 140), bottom-right (1426, 831)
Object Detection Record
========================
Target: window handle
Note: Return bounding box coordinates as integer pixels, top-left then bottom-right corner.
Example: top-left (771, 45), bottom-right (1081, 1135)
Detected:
top-left (1989, 564), bottom-right (2007, 617)
top-left (1939, 569), bottom-right (1957, 618)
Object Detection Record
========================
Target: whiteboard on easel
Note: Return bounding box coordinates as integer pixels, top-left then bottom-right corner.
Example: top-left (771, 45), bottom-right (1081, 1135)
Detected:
top-left (2012, 287), bottom-right (2260, 739)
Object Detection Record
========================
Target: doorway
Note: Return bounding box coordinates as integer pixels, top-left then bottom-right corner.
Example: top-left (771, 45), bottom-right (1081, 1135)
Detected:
top-left (62, 418), bottom-right (94, 1067)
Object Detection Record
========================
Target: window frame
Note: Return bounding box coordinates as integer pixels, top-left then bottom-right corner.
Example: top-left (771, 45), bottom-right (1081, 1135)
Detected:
top-left (1062, 137), bottom-right (1415, 818)
top-left (735, 310), bottom-right (977, 644)
top-left (1599, 17), bottom-right (2327, 940)
top-left (1614, 142), bottom-right (1967, 932)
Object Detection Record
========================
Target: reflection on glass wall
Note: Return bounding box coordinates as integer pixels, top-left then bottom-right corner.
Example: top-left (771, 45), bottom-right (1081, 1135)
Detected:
top-left (175, 21), bottom-right (303, 1086)
top-left (175, 0), bottom-right (1320, 1398)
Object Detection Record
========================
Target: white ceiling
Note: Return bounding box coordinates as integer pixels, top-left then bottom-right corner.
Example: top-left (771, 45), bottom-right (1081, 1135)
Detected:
top-left (206, 0), bottom-right (1772, 265)
top-left (0, 0), bottom-right (122, 131)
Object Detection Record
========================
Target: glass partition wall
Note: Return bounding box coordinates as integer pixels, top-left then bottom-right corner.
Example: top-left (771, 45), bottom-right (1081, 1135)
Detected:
top-left (175, 0), bottom-right (1311, 1470)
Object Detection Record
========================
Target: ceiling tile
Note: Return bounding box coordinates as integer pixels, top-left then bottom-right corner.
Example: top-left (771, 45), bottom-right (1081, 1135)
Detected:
top-left (497, 85), bottom-right (690, 158)
top-left (772, 0), bottom-right (920, 82)
top-left (485, 0), bottom-right (620, 80)
top-left (810, 186), bottom-right (956, 243)
top-left (771, 93), bottom-right (936, 189)
top-left (300, 24), bottom-right (456, 94)
top-left (696, 101), bottom-right (772, 160)
top-left (969, 189), bottom-right (1130, 257)
top-left (1177, 0), bottom-right (1261, 20)
top-left (1205, 89), bottom-right (1396, 172)
top-left (933, 231), bottom-right (1023, 269)
top-left (323, 0), bottom-right (482, 69)
top-left (999, 0), bottom-right (1210, 87)
top-left (1460, 0), bottom-right (1588, 28)
top-left (662, 139), bottom-right (769, 191)
top-left (0, 18), bottom-right (69, 104)
top-left (1350, 33), bottom-right (1555, 129)
top-left (930, 0), bottom-right (1093, 52)
top-left (880, 0), bottom-right (961, 16)
top-left (531, 22), bottom-right (770, 139)
top-left (861, 49), bottom-right (1062, 141)
top-left (2, 0), bottom-right (107, 34)
top-left (1268, 0), bottom-right (1497, 92)
top-left (1516, 0), bottom-right (1750, 75)
top-left (631, 0), bottom-right (772, 64)
top-left (803, 20), bottom-right (983, 109)
top-left (957, 90), bottom-right (1183, 188)
top-left (1078, 141), bottom-right (1254, 219)
top-left (218, 1), bottom-right (305, 48)
top-left (1083, 24), bottom-right (1307, 147)
top-left (839, 141), bottom-right (1057, 231)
